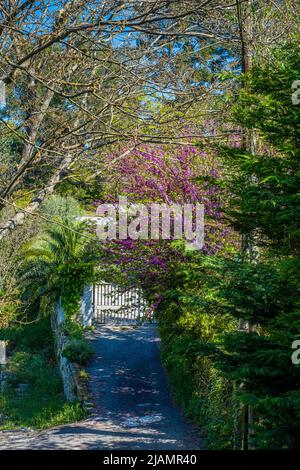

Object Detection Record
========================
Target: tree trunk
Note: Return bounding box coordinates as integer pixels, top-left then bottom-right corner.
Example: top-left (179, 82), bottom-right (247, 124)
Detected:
top-left (236, 0), bottom-right (254, 451)
top-left (0, 154), bottom-right (73, 241)
top-left (0, 88), bottom-right (54, 208)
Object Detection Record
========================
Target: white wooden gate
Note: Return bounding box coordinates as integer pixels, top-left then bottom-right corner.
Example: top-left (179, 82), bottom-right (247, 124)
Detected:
top-left (93, 283), bottom-right (153, 324)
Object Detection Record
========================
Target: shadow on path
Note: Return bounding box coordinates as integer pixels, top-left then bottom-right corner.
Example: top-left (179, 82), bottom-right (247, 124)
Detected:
top-left (0, 325), bottom-right (203, 450)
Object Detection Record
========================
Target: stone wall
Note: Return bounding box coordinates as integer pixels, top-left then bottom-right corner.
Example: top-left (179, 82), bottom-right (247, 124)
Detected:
top-left (51, 301), bottom-right (77, 402)
top-left (80, 285), bottom-right (93, 327)
top-left (51, 299), bottom-right (92, 405)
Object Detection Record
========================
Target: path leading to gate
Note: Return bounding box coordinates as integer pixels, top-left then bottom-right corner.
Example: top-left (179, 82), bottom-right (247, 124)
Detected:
top-left (0, 325), bottom-right (202, 450)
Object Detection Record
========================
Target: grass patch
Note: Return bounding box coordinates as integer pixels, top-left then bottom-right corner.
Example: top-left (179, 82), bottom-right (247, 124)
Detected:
top-left (0, 386), bottom-right (86, 430)
top-left (0, 318), bottom-right (86, 430)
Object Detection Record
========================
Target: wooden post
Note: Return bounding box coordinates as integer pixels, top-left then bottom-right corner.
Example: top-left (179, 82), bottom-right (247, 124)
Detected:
top-left (236, 0), bottom-right (255, 450)
top-left (0, 341), bottom-right (6, 366)
top-left (0, 340), bottom-right (7, 393)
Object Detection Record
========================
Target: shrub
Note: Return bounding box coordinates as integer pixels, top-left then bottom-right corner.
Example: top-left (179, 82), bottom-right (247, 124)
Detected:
top-left (40, 195), bottom-right (83, 219)
top-left (0, 350), bottom-right (85, 429)
top-left (7, 351), bottom-right (59, 390)
top-left (62, 338), bottom-right (94, 365)
top-left (0, 317), bottom-right (54, 358)
top-left (158, 297), bottom-right (238, 449)
top-left (63, 317), bottom-right (85, 340)
top-left (161, 329), bottom-right (239, 449)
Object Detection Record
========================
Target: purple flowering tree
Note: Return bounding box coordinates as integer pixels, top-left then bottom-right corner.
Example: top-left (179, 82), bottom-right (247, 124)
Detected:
top-left (96, 141), bottom-right (235, 303)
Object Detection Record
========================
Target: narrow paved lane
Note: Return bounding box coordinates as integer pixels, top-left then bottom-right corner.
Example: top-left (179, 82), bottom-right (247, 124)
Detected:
top-left (85, 324), bottom-right (202, 449)
top-left (0, 325), bottom-right (202, 450)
